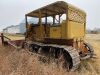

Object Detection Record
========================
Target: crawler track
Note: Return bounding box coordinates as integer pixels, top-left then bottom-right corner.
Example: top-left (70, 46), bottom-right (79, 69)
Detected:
top-left (25, 42), bottom-right (80, 71)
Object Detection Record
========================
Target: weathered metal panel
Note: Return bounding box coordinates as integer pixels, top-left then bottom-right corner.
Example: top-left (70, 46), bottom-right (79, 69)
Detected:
top-left (67, 20), bottom-right (85, 39)
top-left (50, 26), bottom-right (61, 38)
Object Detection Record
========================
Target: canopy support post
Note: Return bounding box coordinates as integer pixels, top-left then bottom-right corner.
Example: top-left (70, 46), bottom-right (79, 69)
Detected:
top-left (53, 15), bottom-right (55, 25)
top-left (45, 10), bottom-right (47, 37)
top-left (59, 14), bottom-right (61, 24)
top-left (39, 10), bottom-right (43, 39)
top-left (25, 15), bottom-right (28, 39)
top-left (25, 15), bottom-right (28, 29)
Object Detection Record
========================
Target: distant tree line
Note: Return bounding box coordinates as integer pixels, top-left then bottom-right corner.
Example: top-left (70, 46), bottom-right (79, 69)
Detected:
top-left (86, 28), bottom-right (100, 34)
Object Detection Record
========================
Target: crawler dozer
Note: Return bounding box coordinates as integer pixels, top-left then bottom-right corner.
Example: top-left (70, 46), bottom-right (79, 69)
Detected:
top-left (25, 1), bottom-right (94, 70)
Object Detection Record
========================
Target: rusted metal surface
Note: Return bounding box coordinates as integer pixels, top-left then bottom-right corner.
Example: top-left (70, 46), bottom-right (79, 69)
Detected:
top-left (0, 33), bottom-right (24, 49)
top-left (0, 33), bottom-right (11, 45)
top-left (7, 40), bottom-right (24, 49)
top-left (44, 38), bottom-right (73, 46)
top-left (0, 33), bottom-right (2, 45)
top-left (0, 33), bottom-right (4, 45)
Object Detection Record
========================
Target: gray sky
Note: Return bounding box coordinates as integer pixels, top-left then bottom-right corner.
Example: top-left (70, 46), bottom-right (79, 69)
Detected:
top-left (0, 0), bottom-right (100, 31)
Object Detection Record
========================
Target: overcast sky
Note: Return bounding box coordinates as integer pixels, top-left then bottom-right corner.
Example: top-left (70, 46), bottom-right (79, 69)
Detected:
top-left (0, 0), bottom-right (100, 31)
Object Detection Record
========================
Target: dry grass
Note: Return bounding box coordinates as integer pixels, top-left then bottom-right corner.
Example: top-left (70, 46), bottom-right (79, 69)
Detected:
top-left (0, 34), bottom-right (100, 75)
top-left (0, 46), bottom-right (74, 75)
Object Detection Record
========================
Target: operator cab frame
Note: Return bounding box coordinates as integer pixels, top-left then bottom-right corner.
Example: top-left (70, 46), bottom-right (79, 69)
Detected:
top-left (25, 1), bottom-right (86, 40)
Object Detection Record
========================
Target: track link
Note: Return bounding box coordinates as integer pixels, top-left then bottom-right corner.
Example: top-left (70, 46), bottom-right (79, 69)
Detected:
top-left (26, 42), bottom-right (80, 71)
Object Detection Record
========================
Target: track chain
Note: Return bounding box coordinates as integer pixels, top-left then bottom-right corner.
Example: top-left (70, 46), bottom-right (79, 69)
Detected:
top-left (26, 42), bottom-right (80, 71)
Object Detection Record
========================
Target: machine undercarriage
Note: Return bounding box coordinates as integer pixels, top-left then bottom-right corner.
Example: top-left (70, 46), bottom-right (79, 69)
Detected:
top-left (24, 40), bottom-right (93, 71)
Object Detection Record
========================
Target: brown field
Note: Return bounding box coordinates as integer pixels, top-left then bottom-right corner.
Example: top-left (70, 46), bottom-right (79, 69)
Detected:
top-left (0, 34), bottom-right (100, 75)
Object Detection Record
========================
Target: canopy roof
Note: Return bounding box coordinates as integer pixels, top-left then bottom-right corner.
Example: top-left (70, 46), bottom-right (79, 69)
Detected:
top-left (26, 1), bottom-right (86, 18)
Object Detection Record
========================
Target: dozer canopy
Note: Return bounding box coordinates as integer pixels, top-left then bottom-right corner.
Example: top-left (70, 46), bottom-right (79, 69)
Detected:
top-left (25, 1), bottom-right (86, 40)
top-left (26, 1), bottom-right (86, 23)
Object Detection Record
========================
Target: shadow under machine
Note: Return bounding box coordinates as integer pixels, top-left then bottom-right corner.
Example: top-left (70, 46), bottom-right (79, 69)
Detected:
top-left (25, 1), bottom-right (94, 70)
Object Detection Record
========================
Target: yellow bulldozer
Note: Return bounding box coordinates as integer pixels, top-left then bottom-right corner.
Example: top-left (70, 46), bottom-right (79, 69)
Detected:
top-left (25, 1), bottom-right (94, 70)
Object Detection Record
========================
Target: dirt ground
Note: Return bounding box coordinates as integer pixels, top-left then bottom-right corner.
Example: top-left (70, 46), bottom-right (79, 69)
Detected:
top-left (0, 34), bottom-right (100, 75)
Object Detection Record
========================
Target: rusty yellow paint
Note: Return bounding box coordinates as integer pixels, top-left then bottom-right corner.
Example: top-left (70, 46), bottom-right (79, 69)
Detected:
top-left (61, 21), bottom-right (67, 39)
top-left (50, 26), bottom-right (61, 38)
top-left (67, 20), bottom-right (85, 39)
top-left (49, 20), bottom-right (85, 40)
